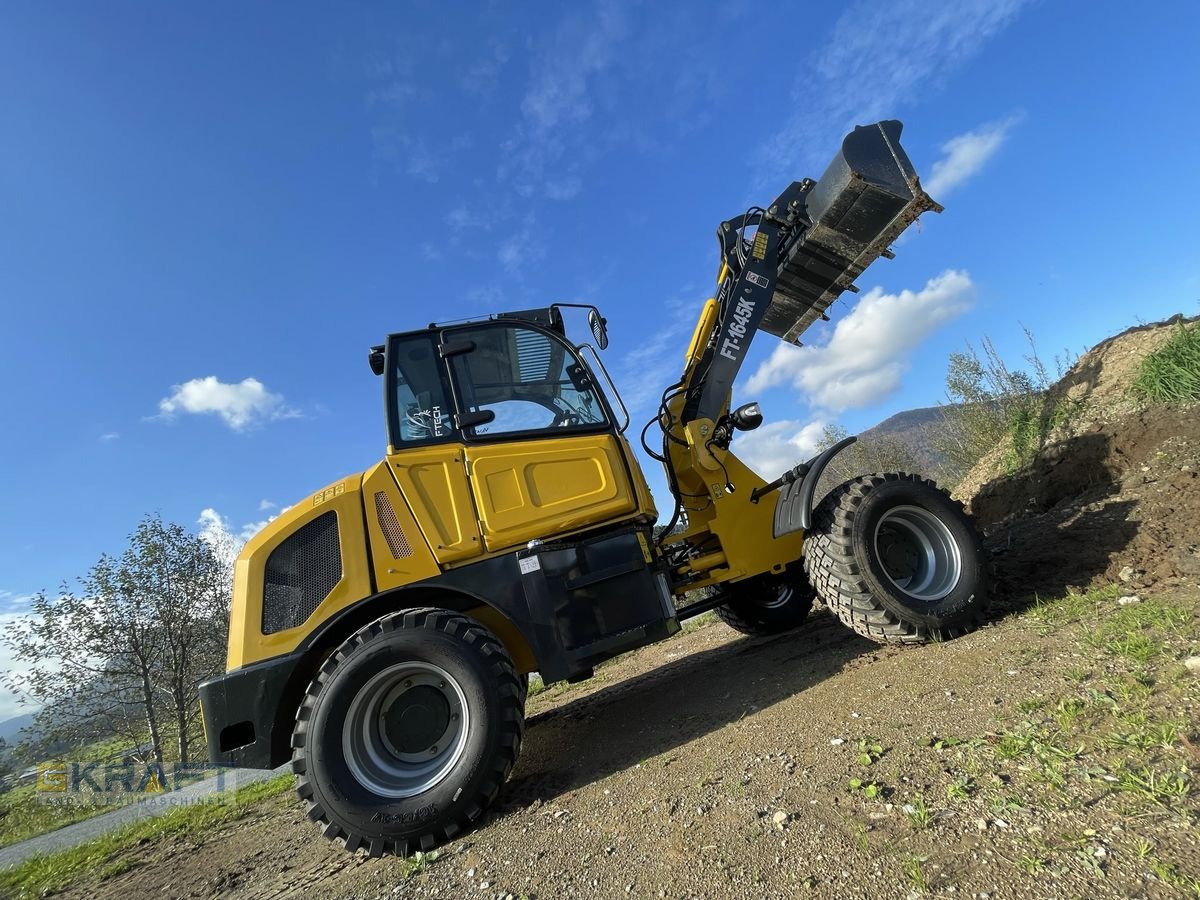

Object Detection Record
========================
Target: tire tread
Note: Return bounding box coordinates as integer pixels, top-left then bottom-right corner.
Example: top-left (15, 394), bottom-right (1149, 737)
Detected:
top-left (290, 607), bottom-right (524, 858)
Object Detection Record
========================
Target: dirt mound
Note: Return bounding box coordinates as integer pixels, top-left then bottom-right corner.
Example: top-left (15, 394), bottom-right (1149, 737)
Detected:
top-left (959, 314), bottom-right (1200, 598)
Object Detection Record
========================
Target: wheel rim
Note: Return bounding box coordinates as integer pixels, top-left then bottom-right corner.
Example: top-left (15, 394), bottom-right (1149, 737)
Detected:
top-left (873, 505), bottom-right (962, 602)
top-left (342, 662), bottom-right (469, 799)
top-left (757, 582), bottom-right (793, 609)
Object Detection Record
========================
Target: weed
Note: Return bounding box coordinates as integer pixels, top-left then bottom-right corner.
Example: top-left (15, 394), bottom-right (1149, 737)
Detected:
top-left (848, 777), bottom-right (883, 800)
top-left (903, 855), bottom-right (930, 892)
top-left (855, 737), bottom-right (885, 767)
top-left (1132, 320), bottom-right (1200, 404)
top-left (1017, 855), bottom-right (1046, 874)
top-left (1016, 697), bottom-right (1046, 715)
top-left (946, 775), bottom-right (975, 802)
top-left (988, 794), bottom-right (1026, 817)
top-left (1054, 697), bottom-right (1087, 731)
top-left (1104, 720), bottom-right (1181, 752)
top-left (934, 328), bottom-right (1075, 482)
top-left (1146, 856), bottom-right (1200, 896)
top-left (1115, 766), bottom-right (1191, 808)
top-left (399, 850), bottom-right (439, 878)
top-left (903, 796), bottom-right (933, 830)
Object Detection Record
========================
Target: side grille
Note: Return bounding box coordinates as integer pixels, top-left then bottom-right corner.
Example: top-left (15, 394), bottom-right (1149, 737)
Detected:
top-left (261, 512), bottom-right (342, 635)
top-left (374, 491), bottom-right (413, 559)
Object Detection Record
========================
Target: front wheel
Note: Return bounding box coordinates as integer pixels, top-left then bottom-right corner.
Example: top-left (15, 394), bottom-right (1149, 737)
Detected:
top-left (291, 608), bottom-right (525, 857)
top-left (803, 473), bottom-right (988, 644)
top-left (715, 573), bottom-right (816, 636)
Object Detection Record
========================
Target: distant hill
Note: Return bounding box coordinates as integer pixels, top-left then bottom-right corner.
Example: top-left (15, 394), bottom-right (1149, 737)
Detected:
top-left (858, 403), bottom-right (950, 476)
top-left (0, 712), bottom-right (36, 745)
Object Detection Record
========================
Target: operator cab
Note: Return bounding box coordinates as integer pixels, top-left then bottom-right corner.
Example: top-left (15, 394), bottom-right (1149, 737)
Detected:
top-left (373, 306), bottom-right (623, 453)
top-left (366, 305), bottom-right (652, 560)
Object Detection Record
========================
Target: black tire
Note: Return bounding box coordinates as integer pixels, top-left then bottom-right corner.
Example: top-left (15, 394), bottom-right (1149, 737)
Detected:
top-left (715, 573), bottom-right (816, 636)
top-left (803, 473), bottom-right (988, 645)
top-left (291, 608), bottom-right (524, 857)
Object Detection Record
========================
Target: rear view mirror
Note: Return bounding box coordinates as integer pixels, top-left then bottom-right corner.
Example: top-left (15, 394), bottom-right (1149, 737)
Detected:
top-left (588, 308), bottom-right (609, 350)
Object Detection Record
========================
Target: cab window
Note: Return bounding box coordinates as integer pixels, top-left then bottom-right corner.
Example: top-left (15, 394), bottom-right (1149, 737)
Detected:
top-left (449, 325), bottom-right (608, 439)
top-left (388, 334), bottom-right (454, 446)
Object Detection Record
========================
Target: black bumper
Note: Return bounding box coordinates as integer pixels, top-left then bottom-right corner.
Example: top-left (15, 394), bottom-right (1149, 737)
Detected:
top-left (199, 651), bottom-right (302, 769)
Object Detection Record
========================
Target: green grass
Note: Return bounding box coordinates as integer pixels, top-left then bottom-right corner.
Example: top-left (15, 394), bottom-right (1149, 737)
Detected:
top-left (0, 729), bottom-right (215, 849)
top-left (0, 775), bottom-right (295, 900)
top-left (1027, 584), bottom-right (1120, 634)
top-left (1085, 601), bottom-right (1192, 665)
top-left (681, 610), bottom-right (717, 633)
top-left (903, 796), bottom-right (933, 830)
top-left (1133, 321), bottom-right (1200, 404)
top-left (903, 855), bottom-right (930, 892)
top-left (0, 783), bottom-right (114, 850)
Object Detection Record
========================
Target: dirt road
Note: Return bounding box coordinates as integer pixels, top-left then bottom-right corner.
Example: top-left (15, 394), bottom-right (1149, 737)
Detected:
top-left (54, 582), bottom-right (1200, 900)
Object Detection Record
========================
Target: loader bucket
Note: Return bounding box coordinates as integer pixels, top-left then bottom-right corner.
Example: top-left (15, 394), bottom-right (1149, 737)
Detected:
top-left (760, 120), bottom-right (942, 345)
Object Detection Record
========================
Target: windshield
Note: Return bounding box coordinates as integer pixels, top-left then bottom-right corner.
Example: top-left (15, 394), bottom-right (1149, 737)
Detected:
top-left (449, 324), bottom-right (608, 438)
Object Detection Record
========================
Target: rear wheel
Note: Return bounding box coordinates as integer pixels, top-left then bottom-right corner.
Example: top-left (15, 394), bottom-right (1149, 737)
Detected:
top-left (291, 608), bottom-right (524, 857)
top-left (715, 573), bottom-right (816, 636)
top-left (803, 473), bottom-right (988, 644)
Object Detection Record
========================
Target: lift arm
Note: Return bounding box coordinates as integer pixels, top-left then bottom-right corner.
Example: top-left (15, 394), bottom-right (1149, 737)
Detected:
top-left (680, 120), bottom-right (942, 428)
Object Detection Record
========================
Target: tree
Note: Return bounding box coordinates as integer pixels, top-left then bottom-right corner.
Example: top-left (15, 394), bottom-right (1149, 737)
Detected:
top-left (3, 514), bottom-right (230, 763)
top-left (932, 330), bottom-right (1073, 485)
top-left (811, 424), bottom-right (927, 500)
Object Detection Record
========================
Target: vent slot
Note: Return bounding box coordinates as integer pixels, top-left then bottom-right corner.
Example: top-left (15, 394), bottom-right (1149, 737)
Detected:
top-left (261, 511), bottom-right (341, 634)
top-left (374, 491), bottom-right (414, 559)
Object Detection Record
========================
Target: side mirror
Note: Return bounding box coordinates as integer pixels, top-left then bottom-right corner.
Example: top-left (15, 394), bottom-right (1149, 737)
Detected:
top-left (731, 402), bottom-right (763, 431)
top-left (588, 308), bottom-right (609, 350)
top-left (368, 345), bottom-right (385, 376)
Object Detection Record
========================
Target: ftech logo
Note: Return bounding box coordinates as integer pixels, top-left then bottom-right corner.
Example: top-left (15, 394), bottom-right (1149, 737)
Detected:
top-left (719, 297), bottom-right (756, 361)
top-left (36, 763), bottom-right (67, 793)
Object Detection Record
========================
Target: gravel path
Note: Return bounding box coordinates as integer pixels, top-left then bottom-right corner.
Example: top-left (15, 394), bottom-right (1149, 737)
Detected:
top-left (0, 763), bottom-right (288, 868)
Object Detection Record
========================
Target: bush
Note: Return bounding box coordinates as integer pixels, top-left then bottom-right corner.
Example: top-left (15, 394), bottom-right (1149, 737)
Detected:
top-left (1132, 321), bottom-right (1200, 404)
top-left (933, 329), bottom-right (1073, 485)
top-left (813, 424), bottom-right (927, 499)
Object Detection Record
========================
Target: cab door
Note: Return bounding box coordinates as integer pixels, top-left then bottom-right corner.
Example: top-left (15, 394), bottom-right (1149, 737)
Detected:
top-left (445, 322), bottom-right (638, 553)
top-left (383, 332), bottom-right (483, 567)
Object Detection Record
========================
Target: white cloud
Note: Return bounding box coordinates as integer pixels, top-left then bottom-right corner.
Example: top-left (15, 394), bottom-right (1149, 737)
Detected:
top-left (496, 218), bottom-right (547, 277)
top-left (924, 116), bottom-right (1020, 197)
top-left (459, 39), bottom-right (511, 97)
top-left (756, 0), bottom-right (1031, 187)
top-left (99, 432), bottom-right (119, 442)
top-left (257, 499), bottom-right (277, 512)
top-left (405, 146), bottom-right (440, 183)
top-left (157, 377), bottom-right (298, 431)
top-left (519, 5), bottom-right (627, 136)
top-left (543, 176), bottom-right (583, 201)
top-left (745, 269), bottom-right (975, 411)
top-left (612, 288), bottom-right (703, 414)
top-left (497, 4), bottom-right (630, 199)
top-left (733, 420), bottom-right (829, 479)
top-left (198, 508), bottom-right (275, 566)
top-left (0, 593), bottom-right (37, 721)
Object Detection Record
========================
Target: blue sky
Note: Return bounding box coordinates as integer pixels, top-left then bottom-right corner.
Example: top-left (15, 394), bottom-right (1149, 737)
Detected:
top-left (2, 1), bottom-right (1199, 717)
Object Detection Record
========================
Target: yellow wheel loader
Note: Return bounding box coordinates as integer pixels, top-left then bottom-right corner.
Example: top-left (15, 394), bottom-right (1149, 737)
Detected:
top-left (200, 120), bottom-right (989, 856)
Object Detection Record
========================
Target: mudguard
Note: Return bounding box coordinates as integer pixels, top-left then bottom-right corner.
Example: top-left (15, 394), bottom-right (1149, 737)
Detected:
top-left (772, 436), bottom-right (857, 537)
